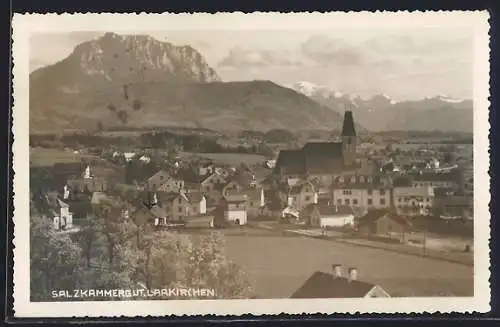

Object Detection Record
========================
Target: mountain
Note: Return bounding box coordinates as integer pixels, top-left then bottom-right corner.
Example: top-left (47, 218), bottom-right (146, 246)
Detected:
top-left (29, 34), bottom-right (351, 133)
top-left (287, 81), bottom-right (473, 133)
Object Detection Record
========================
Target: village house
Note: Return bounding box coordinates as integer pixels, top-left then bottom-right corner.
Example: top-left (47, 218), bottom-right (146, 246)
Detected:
top-left (274, 110), bottom-right (358, 185)
top-left (243, 187), bottom-right (266, 218)
top-left (291, 264), bottom-right (390, 298)
top-left (65, 164), bottom-right (109, 194)
top-left (46, 192), bottom-right (74, 231)
top-left (410, 171), bottom-right (460, 190)
top-left (303, 204), bottom-right (355, 228)
top-left (144, 170), bottom-right (184, 192)
top-left (331, 175), bottom-right (392, 211)
top-left (218, 180), bottom-right (245, 199)
top-left (197, 159), bottom-right (214, 176)
top-left (392, 186), bottom-right (434, 216)
top-left (284, 179), bottom-right (318, 212)
top-left (433, 190), bottom-right (474, 219)
top-left (200, 171), bottom-right (227, 193)
top-left (357, 209), bottom-right (412, 242)
top-left (221, 194), bottom-right (248, 225)
top-left (158, 190), bottom-right (207, 221)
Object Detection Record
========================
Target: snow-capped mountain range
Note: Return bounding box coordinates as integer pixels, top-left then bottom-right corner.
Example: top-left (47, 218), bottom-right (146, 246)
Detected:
top-left (286, 81), bottom-right (473, 133)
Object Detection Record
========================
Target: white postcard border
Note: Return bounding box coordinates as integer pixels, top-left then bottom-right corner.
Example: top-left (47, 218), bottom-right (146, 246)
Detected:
top-left (12, 11), bottom-right (491, 317)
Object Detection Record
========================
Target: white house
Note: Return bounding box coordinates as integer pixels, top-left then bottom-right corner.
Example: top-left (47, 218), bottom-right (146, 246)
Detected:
top-left (52, 198), bottom-right (73, 231)
top-left (331, 175), bottom-right (391, 210)
top-left (393, 186), bottom-right (434, 216)
top-left (305, 204), bottom-right (355, 228)
top-left (223, 194), bottom-right (248, 225)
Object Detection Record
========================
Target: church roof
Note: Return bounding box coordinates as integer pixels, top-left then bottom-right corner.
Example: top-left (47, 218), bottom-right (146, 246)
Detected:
top-left (302, 142), bottom-right (343, 158)
top-left (341, 110), bottom-right (356, 137)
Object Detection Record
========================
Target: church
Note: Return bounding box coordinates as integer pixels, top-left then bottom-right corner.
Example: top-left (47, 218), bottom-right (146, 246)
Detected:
top-left (274, 110), bottom-right (359, 186)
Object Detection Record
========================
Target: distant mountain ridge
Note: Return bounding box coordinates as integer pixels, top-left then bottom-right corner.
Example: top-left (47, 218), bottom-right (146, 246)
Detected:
top-left (286, 81), bottom-right (473, 133)
top-left (29, 33), bottom-right (354, 134)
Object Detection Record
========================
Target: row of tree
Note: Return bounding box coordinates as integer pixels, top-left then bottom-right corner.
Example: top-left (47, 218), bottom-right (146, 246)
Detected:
top-left (30, 200), bottom-right (254, 301)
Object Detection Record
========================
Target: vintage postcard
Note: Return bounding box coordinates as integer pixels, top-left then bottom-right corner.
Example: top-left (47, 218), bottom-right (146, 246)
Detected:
top-left (12, 11), bottom-right (491, 317)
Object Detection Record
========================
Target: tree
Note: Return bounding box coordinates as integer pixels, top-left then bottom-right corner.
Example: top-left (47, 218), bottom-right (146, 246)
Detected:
top-left (117, 110), bottom-right (129, 124)
top-left (107, 103), bottom-right (117, 112)
top-left (137, 231), bottom-right (254, 299)
top-left (30, 215), bottom-right (85, 301)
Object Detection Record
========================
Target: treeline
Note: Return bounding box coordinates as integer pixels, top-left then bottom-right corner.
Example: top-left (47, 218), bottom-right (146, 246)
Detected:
top-left (30, 210), bottom-right (254, 301)
top-left (30, 132), bottom-right (274, 157)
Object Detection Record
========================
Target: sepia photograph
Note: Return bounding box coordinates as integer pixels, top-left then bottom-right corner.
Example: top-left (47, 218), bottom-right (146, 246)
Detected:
top-left (12, 11), bottom-right (490, 317)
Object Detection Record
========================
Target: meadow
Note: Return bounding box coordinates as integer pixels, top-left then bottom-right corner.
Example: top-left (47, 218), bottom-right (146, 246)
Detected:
top-left (29, 148), bottom-right (87, 167)
top-left (223, 232), bottom-right (473, 298)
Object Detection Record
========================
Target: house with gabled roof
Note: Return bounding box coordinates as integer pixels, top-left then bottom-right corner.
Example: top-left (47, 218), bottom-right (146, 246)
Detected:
top-left (357, 209), bottom-right (412, 241)
top-left (144, 170), bottom-right (184, 192)
top-left (302, 204), bottom-right (355, 228)
top-left (156, 190), bottom-right (207, 222)
top-left (292, 264), bottom-right (390, 298)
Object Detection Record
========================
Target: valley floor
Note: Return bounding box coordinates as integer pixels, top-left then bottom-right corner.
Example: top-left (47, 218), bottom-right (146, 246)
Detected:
top-left (222, 227), bottom-right (473, 298)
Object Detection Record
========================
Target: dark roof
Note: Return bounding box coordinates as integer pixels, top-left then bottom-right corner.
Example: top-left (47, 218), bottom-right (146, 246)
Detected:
top-left (315, 204), bottom-right (354, 216)
top-left (274, 150), bottom-right (305, 174)
top-left (224, 194), bottom-right (247, 203)
top-left (146, 170), bottom-right (171, 188)
top-left (291, 271), bottom-right (375, 298)
top-left (302, 142), bottom-right (343, 158)
top-left (413, 171), bottom-right (459, 182)
top-left (341, 110), bottom-right (356, 137)
top-left (358, 209), bottom-right (412, 228)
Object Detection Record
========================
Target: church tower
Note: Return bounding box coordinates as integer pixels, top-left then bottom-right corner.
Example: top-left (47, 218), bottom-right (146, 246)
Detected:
top-left (341, 108), bottom-right (357, 167)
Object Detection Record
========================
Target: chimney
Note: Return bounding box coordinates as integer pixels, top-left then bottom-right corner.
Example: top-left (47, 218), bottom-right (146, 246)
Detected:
top-left (332, 264), bottom-right (343, 278)
top-left (348, 267), bottom-right (358, 282)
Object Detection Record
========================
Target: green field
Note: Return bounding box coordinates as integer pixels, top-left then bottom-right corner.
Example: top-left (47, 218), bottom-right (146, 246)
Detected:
top-left (30, 148), bottom-right (96, 167)
top-left (223, 232), bottom-right (473, 298)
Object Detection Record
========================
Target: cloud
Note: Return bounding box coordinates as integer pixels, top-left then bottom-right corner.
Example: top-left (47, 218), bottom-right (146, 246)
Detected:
top-left (300, 35), bottom-right (366, 66)
top-left (218, 46), bottom-right (303, 68)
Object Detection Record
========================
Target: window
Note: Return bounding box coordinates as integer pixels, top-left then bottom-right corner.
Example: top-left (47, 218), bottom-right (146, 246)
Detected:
top-left (367, 199), bottom-right (372, 205)
top-left (426, 197), bottom-right (430, 202)
top-left (235, 203), bottom-right (240, 209)
top-left (305, 196), bottom-right (310, 201)
top-left (350, 176), bottom-right (356, 183)
top-left (380, 198), bottom-right (386, 205)
top-left (379, 189), bottom-right (386, 195)
top-left (178, 207), bottom-right (182, 213)
top-left (160, 175), bottom-right (164, 180)
top-left (368, 189), bottom-right (373, 195)
top-left (304, 188), bottom-right (309, 192)
top-left (353, 199), bottom-right (358, 205)
top-left (337, 199), bottom-right (342, 205)
top-left (398, 197), bottom-right (402, 202)
top-left (250, 201), bottom-right (254, 207)
top-left (345, 199), bottom-right (350, 205)
top-left (359, 176), bottom-right (365, 183)
top-left (178, 198), bottom-right (182, 204)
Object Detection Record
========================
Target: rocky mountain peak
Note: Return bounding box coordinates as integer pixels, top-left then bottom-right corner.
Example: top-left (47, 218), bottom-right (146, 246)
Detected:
top-left (58, 32), bottom-right (221, 85)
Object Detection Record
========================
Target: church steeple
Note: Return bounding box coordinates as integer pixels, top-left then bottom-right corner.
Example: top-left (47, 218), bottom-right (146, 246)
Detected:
top-left (341, 109), bottom-right (356, 137)
top-left (341, 106), bottom-right (357, 167)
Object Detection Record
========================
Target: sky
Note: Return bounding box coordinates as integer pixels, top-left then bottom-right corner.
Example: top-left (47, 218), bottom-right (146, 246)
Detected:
top-left (30, 27), bottom-right (473, 101)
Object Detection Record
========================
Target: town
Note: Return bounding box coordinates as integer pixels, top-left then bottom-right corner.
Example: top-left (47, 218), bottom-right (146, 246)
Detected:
top-left (29, 109), bottom-right (474, 299)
